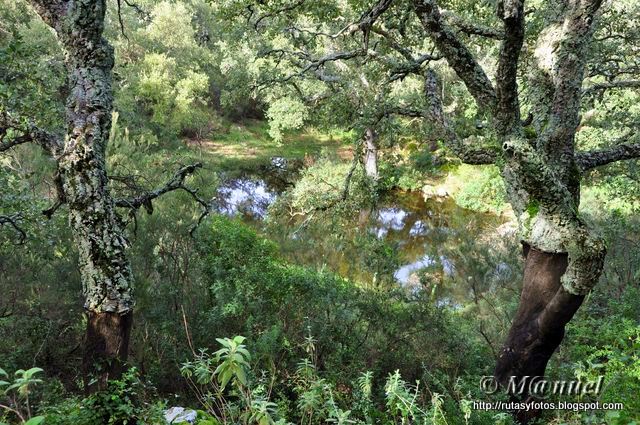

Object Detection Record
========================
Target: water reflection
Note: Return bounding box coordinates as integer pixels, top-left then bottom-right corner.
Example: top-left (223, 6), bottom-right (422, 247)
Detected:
top-left (409, 220), bottom-right (428, 237)
top-left (215, 179), bottom-right (276, 218)
top-left (214, 177), bottom-right (504, 303)
top-left (376, 208), bottom-right (408, 236)
top-left (393, 255), bottom-right (435, 284)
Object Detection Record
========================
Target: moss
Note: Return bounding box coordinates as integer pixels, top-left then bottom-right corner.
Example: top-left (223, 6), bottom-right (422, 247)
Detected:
top-left (526, 199), bottom-right (540, 218)
top-left (523, 126), bottom-right (537, 140)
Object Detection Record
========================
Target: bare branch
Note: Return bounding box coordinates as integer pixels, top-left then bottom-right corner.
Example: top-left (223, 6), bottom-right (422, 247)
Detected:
top-left (122, 0), bottom-right (150, 22)
top-left (495, 0), bottom-right (525, 135)
top-left (0, 214), bottom-right (26, 244)
top-left (354, 0), bottom-right (395, 34)
top-left (371, 27), bottom-right (419, 62)
top-left (0, 134), bottom-right (31, 152)
top-left (576, 138), bottom-right (640, 171)
top-left (424, 69), bottom-right (497, 165)
top-left (375, 105), bottom-right (425, 122)
top-left (260, 49), bottom-right (366, 85)
top-left (582, 79), bottom-right (640, 96)
top-left (0, 291), bottom-right (15, 318)
top-left (114, 163), bottom-right (208, 214)
top-left (518, 112), bottom-right (533, 127)
top-left (0, 111), bottom-right (62, 156)
top-left (413, 0), bottom-right (498, 112)
top-left (442, 10), bottom-right (504, 39)
top-left (282, 0), bottom-right (395, 43)
top-left (371, 27), bottom-right (442, 81)
top-left (41, 171), bottom-right (66, 219)
top-left (254, 0), bottom-right (305, 30)
top-left (341, 153), bottom-right (360, 201)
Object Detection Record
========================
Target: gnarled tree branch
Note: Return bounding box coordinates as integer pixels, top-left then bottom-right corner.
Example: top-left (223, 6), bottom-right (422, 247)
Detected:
top-left (0, 111), bottom-right (62, 155)
top-left (0, 214), bottom-right (26, 244)
top-left (495, 0), bottom-right (525, 135)
top-left (259, 49), bottom-right (366, 85)
top-left (424, 69), bottom-right (497, 165)
top-left (582, 79), bottom-right (640, 96)
top-left (576, 139), bottom-right (640, 171)
top-left (114, 163), bottom-right (209, 215)
top-left (354, 0), bottom-right (395, 34)
top-left (254, 0), bottom-right (306, 30)
top-left (413, 0), bottom-right (498, 113)
top-left (442, 10), bottom-right (504, 39)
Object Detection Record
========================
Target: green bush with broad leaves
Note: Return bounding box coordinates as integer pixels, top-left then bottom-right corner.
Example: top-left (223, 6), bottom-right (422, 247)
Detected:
top-left (0, 367), bottom-right (44, 425)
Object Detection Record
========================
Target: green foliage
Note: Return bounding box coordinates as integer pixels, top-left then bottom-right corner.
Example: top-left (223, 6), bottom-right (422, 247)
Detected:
top-left (180, 337), bottom-right (282, 425)
top-left (379, 161), bottom-right (424, 191)
top-left (192, 216), bottom-right (498, 422)
top-left (454, 165), bottom-right (508, 214)
top-left (180, 334), bottom-right (504, 425)
top-left (0, 1), bottom-right (65, 129)
top-left (266, 97), bottom-right (309, 143)
top-left (0, 367), bottom-right (44, 425)
top-left (133, 52), bottom-right (209, 137)
top-left (410, 149), bottom-right (437, 174)
top-left (44, 368), bottom-right (166, 425)
top-left (213, 336), bottom-right (251, 389)
top-left (284, 155), bottom-right (375, 214)
top-left (0, 368), bottom-right (43, 397)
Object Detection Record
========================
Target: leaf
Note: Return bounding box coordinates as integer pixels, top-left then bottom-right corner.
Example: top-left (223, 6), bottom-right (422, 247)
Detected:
top-left (24, 417), bottom-right (45, 425)
top-left (219, 368), bottom-right (233, 389)
top-left (6, 382), bottom-right (22, 391)
top-left (215, 338), bottom-right (230, 348)
top-left (23, 368), bottom-right (43, 379)
top-left (235, 366), bottom-right (248, 386)
top-left (237, 347), bottom-right (251, 360)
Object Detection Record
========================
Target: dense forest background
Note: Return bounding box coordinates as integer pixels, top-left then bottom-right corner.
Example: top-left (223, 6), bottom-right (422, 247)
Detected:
top-left (1, 0), bottom-right (639, 424)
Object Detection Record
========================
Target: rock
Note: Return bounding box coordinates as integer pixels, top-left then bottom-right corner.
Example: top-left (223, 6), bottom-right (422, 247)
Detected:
top-left (422, 185), bottom-right (449, 199)
top-left (164, 406), bottom-right (198, 424)
top-left (270, 156), bottom-right (288, 170)
top-left (436, 187), bottom-right (449, 197)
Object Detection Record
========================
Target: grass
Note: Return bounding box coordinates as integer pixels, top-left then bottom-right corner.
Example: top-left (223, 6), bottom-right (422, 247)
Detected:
top-left (183, 119), bottom-right (353, 172)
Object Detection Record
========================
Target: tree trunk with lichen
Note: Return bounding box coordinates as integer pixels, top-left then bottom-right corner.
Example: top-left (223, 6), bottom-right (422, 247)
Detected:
top-left (28, 0), bottom-right (134, 391)
top-left (413, 0), bottom-right (610, 421)
top-left (492, 1), bottom-right (607, 422)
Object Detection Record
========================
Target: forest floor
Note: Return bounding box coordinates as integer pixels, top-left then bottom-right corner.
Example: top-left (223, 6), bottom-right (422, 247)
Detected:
top-left (183, 119), bottom-right (353, 172)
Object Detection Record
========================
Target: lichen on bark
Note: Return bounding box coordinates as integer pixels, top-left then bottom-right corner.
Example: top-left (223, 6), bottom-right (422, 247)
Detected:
top-left (29, 0), bottom-right (135, 315)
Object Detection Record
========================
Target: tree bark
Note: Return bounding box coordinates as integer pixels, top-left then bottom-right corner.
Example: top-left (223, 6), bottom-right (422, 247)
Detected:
top-left (84, 312), bottom-right (133, 392)
top-left (495, 243), bottom-right (586, 423)
top-left (28, 0), bottom-right (135, 389)
top-left (363, 127), bottom-right (379, 181)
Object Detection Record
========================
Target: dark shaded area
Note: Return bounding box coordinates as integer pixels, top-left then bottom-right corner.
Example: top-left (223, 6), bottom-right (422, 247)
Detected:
top-left (84, 311), bottom-right (133, 392)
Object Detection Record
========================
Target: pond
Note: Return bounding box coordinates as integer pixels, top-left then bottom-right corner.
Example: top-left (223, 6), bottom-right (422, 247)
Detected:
top-left (213, 167), bottom-right (512, 305)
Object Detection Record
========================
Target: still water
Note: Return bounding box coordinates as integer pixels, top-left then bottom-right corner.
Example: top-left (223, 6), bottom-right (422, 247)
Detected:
top-left (213, 173), bottom-right (511, 304)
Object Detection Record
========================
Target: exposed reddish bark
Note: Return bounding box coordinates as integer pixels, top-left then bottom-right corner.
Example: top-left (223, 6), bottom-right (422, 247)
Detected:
top-left (495, 244), bottom-right (586, 423)
top-left (84, 312), bottom-right (133, 392)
